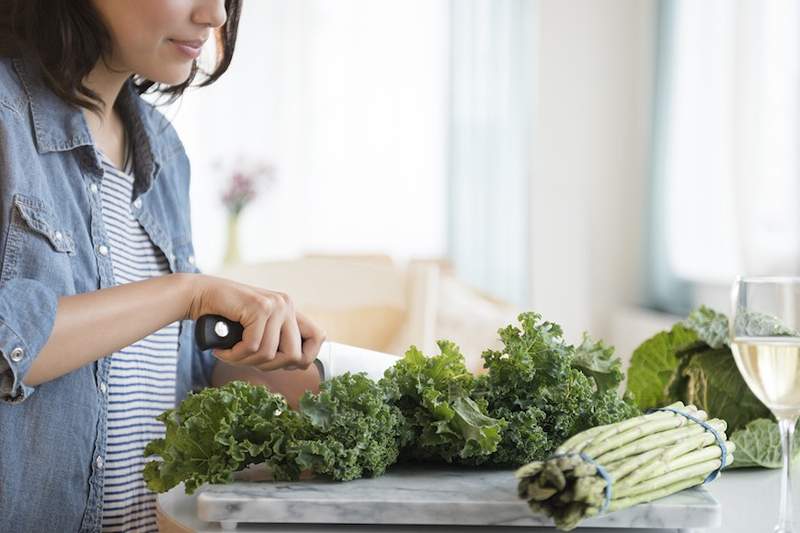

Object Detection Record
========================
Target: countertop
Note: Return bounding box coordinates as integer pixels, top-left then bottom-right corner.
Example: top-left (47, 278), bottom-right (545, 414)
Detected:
top-left (156, 463), bottom-right (800, 533)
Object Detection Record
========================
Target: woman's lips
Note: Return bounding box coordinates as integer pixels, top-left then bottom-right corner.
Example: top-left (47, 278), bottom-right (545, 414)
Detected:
top-left (169, 39), bottom-right (203, 59)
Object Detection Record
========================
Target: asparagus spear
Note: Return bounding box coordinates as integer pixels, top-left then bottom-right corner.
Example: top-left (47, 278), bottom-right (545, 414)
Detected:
top-left (516, 402), bottom-right (733, 531)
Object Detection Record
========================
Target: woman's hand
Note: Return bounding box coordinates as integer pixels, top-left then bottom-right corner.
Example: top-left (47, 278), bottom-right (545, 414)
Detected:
top-left (185, 274), bottom-right (326, 372)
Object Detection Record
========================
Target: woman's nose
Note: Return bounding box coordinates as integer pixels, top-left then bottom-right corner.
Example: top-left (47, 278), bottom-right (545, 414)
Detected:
top-left (193, 0), bottom-right (227, 29)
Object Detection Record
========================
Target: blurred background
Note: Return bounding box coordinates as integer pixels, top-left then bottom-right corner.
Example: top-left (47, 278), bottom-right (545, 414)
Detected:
top-left (155, 0), bottom-right (800, 371)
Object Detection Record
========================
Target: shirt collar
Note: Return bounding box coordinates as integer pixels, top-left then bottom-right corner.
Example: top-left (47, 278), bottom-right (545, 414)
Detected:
top-left (12, 51), bottom-right (93, 154)
top-left (12, 52), bottom-right (164, 196)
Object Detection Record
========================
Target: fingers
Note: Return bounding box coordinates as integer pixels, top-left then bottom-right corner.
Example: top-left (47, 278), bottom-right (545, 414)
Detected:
top-left (248, 311), bottom-right (324, 373)
top-left (260, 308), bottom-right (284, 360)
top-left (210, 291), bottom-right (278, 365)
top-left (202, 280), bottom-right (325, 373)
top-left (255, 304), bottom-right (303, 372)
top-left (280, 311), bottom-right (303, 362)
top-left (212, 300), bottom-right (269, 362)
top-left (297, 310), bottom-right (326, 367)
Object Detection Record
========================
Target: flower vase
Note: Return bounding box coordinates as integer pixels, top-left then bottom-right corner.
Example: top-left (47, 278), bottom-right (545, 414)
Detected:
top-left (223, 212), bottom-right (241, 265)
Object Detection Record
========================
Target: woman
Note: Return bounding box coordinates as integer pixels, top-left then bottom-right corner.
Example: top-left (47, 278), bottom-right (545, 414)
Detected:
top-left (0, 1), bottom-right (326, 531)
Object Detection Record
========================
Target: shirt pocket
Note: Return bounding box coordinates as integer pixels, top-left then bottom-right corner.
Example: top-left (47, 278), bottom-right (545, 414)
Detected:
top-left (1, 193), bottom-right (77, 288)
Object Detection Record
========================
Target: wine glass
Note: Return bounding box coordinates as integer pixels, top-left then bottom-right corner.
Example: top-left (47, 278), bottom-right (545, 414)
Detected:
top-left (731, 277), bottom-right (800, 533)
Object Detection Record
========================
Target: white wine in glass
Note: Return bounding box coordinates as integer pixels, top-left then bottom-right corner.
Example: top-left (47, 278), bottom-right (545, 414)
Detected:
top-left (731, 277), bottom-right (800, 533)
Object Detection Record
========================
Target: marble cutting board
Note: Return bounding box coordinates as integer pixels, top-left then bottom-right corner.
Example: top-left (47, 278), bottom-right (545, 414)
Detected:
top-left (195, 464), bottom-right (721, 530)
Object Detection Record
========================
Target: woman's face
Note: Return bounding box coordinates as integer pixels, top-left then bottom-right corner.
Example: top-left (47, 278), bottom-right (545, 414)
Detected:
top-left (91, 0), bottom-right (227, 84)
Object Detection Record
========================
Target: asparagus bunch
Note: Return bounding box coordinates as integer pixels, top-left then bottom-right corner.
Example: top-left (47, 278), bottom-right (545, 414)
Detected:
top-left (515, 402), bottom-right (735, 531)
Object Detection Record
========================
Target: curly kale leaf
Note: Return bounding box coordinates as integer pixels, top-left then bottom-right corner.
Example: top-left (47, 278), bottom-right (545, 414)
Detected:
top-left (460, 405), bottom-right (550, 467)
top-left (143, 311), bottom-right (645, 492)
top-left (572, 333), bottom-right (624, 393)
top-left (144, 375), bottom-right (408, 491)
top-left (294, 372), bottom-right (405, 481)
top-left (588, 388), bottom-right (640, 427)
top-left (473, 312), bottom-right (637, 467)
top-left (143, 381), bottom-right (302, 494)
top-left (381, 340), bottom-right (505, 463)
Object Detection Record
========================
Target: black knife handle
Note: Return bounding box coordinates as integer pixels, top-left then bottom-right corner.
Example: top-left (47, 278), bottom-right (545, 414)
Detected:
top-left (195, 314), bottom-right (244, 350)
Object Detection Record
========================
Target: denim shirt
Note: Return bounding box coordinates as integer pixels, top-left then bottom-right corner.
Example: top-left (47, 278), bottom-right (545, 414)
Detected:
top-left (0, 53), bottom-right (219, 532)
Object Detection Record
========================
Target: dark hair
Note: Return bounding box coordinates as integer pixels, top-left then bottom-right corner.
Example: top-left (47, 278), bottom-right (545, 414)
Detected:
top-left (0, 0), bottom-right (242, 114)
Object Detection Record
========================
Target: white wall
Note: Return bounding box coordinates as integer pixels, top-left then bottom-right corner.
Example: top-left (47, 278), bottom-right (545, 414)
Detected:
top-left (529, 0), bottom-right (656, 344)
top-left (168, 0), bottom-right (449, 272)
top-left (167, 0), bottom-right (658, 351)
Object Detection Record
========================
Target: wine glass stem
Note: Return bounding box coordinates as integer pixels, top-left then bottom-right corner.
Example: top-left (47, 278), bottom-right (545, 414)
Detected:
top-left (777, 418), bottom-right (797, 533)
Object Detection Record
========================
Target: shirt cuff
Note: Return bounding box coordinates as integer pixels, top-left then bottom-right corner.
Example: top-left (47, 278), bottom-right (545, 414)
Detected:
top-left (0, 278), bottom-right (59, 403)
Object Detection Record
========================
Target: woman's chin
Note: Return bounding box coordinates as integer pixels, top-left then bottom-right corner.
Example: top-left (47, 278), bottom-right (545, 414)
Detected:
top-left (140, 66), bottom-right (194, 87)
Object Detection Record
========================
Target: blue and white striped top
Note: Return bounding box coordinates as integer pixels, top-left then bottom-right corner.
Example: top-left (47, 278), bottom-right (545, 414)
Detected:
top-left (96, 143), bottom-right (179, 533)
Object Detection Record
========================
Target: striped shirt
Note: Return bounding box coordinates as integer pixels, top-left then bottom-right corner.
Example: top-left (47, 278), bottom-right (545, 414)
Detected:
top-left (97, 142), bottom-right (179, 533)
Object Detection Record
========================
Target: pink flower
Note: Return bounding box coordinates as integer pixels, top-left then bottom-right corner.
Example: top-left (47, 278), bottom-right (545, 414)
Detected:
top-left (219, 159), bottom-right (276, 216)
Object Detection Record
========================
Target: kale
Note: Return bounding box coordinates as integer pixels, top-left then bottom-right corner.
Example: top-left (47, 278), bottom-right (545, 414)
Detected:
top-left (144, 374), bottom-right (406, 492)
top-left (144, 312), bottom-right (639, 493)
top-left (470, 312), bottom-right (638, 467)
top-left (293, 372), bottom-right (406, 480)
top-left (143, 380), bottom-right (302, 494)
top-left (572, 333), bottom-right (625, 393)
top-left (380, 341), bottom-right (506, 463)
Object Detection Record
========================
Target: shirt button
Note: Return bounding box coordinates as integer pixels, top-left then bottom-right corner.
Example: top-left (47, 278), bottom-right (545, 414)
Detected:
top-left (9, 347), bottom-right (24, 363)
top-left (97, 244), bottom-right (109, 256)
top-left (54, 231), bottom-right (63, 241)
top-left (90, 183), bottom-right (99, 194)
top-left (99, 382), bottom-right (107, 394)
top-left (188, 255), bottom-right (195, 265)
top-left (133, 198), bottom-right (142, 209)
top-left (96, 456), bottom-right (104, 469)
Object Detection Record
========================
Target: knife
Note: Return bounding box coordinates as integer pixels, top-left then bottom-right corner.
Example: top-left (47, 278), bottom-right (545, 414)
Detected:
top-left (195, 314), bottom-right (401, 381)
